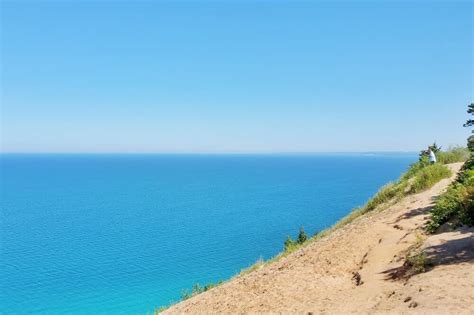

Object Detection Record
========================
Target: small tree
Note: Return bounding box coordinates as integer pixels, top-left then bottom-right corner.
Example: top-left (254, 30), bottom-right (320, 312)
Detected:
top-left (297, 226), bottom-right (308, 244)
top-left (463, 103), bottom-right (474, 128)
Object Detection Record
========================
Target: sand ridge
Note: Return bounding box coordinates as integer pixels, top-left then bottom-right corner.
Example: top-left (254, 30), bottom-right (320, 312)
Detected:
top-left (164, 163), bottom-right (473, 314)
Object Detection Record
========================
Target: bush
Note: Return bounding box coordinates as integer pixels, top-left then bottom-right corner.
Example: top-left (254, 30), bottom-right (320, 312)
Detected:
top-left (459, 186), bottom-right (474, 226)
top-left (406, 251), bottom-right (428, 274)
top-left (297, 227), bottom-right (308, 244)
top-left (426, 160), bottom-right (474, 233)
top-left (426, 184), bottom-right (467, 232)
top-left (460, 155), bottom-right (474, 173)
top-left (284, 235), bottom-right (298, 252)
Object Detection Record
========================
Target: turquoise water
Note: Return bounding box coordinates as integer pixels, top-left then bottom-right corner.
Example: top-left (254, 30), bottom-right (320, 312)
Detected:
top-left (1, 154), bottom-right (416, 314)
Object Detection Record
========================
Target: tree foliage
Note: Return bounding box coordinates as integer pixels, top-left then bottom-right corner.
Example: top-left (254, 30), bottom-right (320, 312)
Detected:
top-left (464, 103), bottom-right (474, 151)
top-left (297, 227), bottom-right (308, 244)
top-left (463, 103), bottom-right (474, 128)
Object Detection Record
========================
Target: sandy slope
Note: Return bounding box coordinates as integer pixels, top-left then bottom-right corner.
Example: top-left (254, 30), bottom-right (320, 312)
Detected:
top-left (164, 163), bottom-right (474, 314)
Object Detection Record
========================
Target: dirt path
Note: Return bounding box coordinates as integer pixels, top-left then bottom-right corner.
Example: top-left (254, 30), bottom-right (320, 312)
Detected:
top-left (164, 163), bottom-right (473, 314)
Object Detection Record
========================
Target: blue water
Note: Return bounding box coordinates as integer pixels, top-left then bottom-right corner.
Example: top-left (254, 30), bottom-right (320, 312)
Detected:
top-left (1, 153), bottom-right (416, 314)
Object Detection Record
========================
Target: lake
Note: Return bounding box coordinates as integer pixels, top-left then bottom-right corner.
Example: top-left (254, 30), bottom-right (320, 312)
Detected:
top-left (0, 153), bottom-right (416, 314)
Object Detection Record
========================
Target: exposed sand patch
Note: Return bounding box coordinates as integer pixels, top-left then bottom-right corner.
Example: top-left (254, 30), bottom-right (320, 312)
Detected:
top-left (164, 163), bottom-right (473, 314)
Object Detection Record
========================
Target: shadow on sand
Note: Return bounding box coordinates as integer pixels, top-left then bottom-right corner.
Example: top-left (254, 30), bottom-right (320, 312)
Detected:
top-left (382, 228), bottom-right (474, 281)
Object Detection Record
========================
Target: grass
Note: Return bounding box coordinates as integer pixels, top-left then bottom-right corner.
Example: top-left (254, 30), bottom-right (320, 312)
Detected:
top-left (239, 256), bottom-right (265, 276)
top-left (408, 163), bottom-right (452, 193)
top-left (180, 281), bottom-right (223, 301)
top-left (436, 147), bottom-right (470, 164)
top-left (155, 280), bottom-right (223, 314)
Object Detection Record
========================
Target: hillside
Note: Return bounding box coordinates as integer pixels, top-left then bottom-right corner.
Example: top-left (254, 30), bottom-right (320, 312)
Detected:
top-left (163, 163), bottom-right (474, 314)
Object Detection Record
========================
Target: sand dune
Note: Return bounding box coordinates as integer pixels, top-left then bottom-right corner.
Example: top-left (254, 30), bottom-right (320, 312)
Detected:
top-left (164, 162), bottom-right (473, 314)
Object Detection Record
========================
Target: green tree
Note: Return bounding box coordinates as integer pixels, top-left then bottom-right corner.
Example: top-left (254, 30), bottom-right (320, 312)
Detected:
top-left (463, 103), bottom-right (474, 128)
top-left (297, 227), bottom-right (308, 244)
top-left (464, 103), bottom-right (474, 152)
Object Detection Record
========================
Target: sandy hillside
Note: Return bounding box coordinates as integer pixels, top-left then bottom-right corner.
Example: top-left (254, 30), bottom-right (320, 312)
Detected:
top-left (164, 163), bottom-right (473, 314)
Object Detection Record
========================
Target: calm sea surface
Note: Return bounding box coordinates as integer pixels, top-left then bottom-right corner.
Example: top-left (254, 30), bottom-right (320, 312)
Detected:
top-left (1, 154), bottom-right (416, 314)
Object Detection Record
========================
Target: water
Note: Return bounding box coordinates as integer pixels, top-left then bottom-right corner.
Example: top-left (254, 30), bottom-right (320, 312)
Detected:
top-left (1, 153), bottom-right (416, 314)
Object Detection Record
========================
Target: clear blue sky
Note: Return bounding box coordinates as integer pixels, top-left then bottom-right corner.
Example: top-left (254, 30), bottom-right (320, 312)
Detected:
top-left (1, 1), bottom-right (472, 153)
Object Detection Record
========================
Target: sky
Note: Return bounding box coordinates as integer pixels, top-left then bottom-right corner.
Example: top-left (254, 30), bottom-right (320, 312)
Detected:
top-left (1, 0), bottom-right (472, 153)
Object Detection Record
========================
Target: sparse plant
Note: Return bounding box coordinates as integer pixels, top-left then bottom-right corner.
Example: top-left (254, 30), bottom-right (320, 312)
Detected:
top-left (180, 280), bottom-right (223, 301)
top-left (284, 235), bottom-right (297, 252)
top-left (413, 232), bottom-right (424, 248)
top-left (406, 251), bottom-right (427, 274)
top-left (239, 256), bottom-right (265, 275)
top-left (155, 305), bottom-right (169, 314)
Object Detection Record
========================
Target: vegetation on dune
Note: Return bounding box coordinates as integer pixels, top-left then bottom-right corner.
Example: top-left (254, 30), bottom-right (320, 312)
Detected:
top-left (155, 280), bottom-right (224, 314)
top-left (426, 103), bottom-right (474, 233)
top-left (180, 281), bottom-right (223, 301)
top-left (408, 163), bottom-right (452, 193)
top-left (436, 147), bottom-right (470, 164)
top-left (426, 176), bottom-right (474, 232)
top-left (388, 234), bottom-right (429, 280)
top-left (283, 227), bottom-right (309, 253)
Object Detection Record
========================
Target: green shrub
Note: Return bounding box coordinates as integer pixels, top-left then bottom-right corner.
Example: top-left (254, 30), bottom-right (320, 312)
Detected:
top-left (459, 186), bottom-right (474, 226)
top-left (409, 164), bottom-right (452, 193)
top-left (406, 251), bottom-right (427, 274)
top-left (297, 227), bottom-right (308, 244)
top-left (458, 156), bottom-right (474, 181)
top-left (458, 169), bottom-right (474, 185)
top-left (426, 183), bottom-right (467, 232)
top-left (426, 157), bottom-right (474, 233)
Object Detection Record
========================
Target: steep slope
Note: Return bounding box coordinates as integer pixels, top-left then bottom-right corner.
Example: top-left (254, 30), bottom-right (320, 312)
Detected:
top-left (164, 163), bottom-right (473, 314)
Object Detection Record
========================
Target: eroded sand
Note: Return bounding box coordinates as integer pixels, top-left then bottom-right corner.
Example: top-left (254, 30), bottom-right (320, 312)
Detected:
top-left (164, 163), bottom-right (473, 314)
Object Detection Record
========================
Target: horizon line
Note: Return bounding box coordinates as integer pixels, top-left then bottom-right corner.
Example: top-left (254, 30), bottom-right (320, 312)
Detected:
top-left (0, 151), bottom-right (421, 155)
